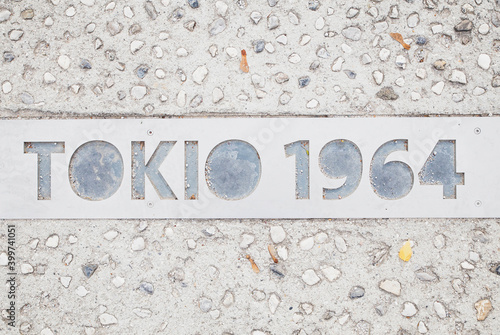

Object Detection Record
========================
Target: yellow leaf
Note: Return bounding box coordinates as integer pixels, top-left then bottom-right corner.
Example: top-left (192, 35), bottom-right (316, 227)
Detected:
top-left (399, 240), bottom-right (412, 262)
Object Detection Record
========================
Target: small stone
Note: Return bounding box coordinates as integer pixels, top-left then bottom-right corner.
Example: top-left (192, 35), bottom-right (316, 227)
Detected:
top-left (344, 70), bottom-right (356, 79)
top-left (145, 1), bottom-right (158, 19)
top-left (452, 93), bottom-right (464, 103)
top-left (0, 8), bottom-right (11, 22)
top-left (416, 36), bottom-right (427, 45)
top-left (209, 18), bottom-right (226, 35)
top-left (75, 286), bottom-right (89, 297)
top-left (450, 70), bottom-right (467, 84)
top-left (493, 76), bottom-right (500, 88)
top-left (80, 59), bottom-right (92, 70)
top-left (21, 9), bottom-right (34, 20)
top-left (177, 90), bottom-right (187, 106)
top-left (373, 70), bottom-right (384, 85)
top-left (302, 269), bottom-right (320, 285)
top-left (434, 301), bottom-right (447, 318)
top-left (187, 0), bottom-right (199, 9)
top-left (415, 269), bottom-right (438, 281)
top-left (123, 6), bottom-right (134, 18)
top-left (268, 293), bottom-right (281, 314)
top-left (81, 0), bottom-right (95, 6)
top-left (417, 321), bottom-right (428, 333)
top-left (396, 55), bottom-right (407, 69)
top-left (415, 68), bottom-right (427, 79)
top-left (478, 54), bottom-right (491, 70)
top-left (475, 299), bottom-right (492, 321)
top-left (139, 282), bottom-right (154, 294)
top-left (20, 92), bottom-right (34, 104)
top-left (379, 279), bottom-right (401, 296)
top-left (199, 297), bottom-right (212, 312)
top-left (289, 11), bottom-right (299, 25)
top-left (342, 26), bottom-right (361, 41)
top-left (82, 264), bottom-right (98, 278)
top-left (99, 313), bottom-right (117, 325)
top-left (250, 11), bottom-right (262, 24)
top-left (478, 23), bottom-right (489, 35)
top-left (104, 230), bottom-right (119, 241)
top-left (133, 308), bottom-right (152, 318)
top-left (411, 92), bottom-right (421, 101)
top-left (298, 76), bottom-right (311, 88)
top-left (187, 239), bottom-right (197, 249)
top-left (401, 302), bottom-right (418, 317)
top-left (376, 87), bottom-right (398, 100)
top-left (65, 6), bottom-right (76, 17)
top-left (346, 7), bottom-right (360, 18)
top-left (473, 86), bottom-right (486, 96)
top-left (308, 0), bottom-right (320, 11)
top-left (190, 95), bottom-right (203, 108)
top-left (216, 1), bottom-right (228, 16)
top-left (3, 51), bottom-right (15, 62)
top-left (349, 286), bottom-right (365, 299)
top-left (192, 66), bottom-right (208, 85)
top-left (240, 233), bottom-right (254, 248)
top-left (253, 40), bottom-right (265, 53)
top-left (379, 48), bottom-right (390, 61)
top-left (267, 14), bottom-right (279, 30)
top-left (389, 5), bottom-right (399, 19)
top-left (320, 266), bottom-right (341, 281)
top-left (130, 40), bottom-right (144, 54)
top-left (315, 16), bottom-right (325, 30)
top-left (43, 72), bottom-right (56, 84)
top-left (461, 261), bottom-right (475, 269)
top-left (306, 99), bottom-right (319, 109)
top-left (212, 87), bottom-right (224, 103)
top-left (270, 226), bottom-right (286, 243)
top-left (276, 34), bottom-right (287, 45)
top-left (300, 236), bottom-right (314, 250)
top-left (46, 234), bottom-right (59, 248)
top-left (252, 289), bottom-right (266, 301)
top-left (361, 53), bottom-right (372, 64)
top-left (288, 53), bottom-right (301, 64)
top-left (131, 85), bottom-right (147, 100)
top-left (131, 236), bottom-right (145, 250)
top-left (112, 276), bottom-right (125, 287)
top-left (407, 13), bottom-right (420, 28)
top-left (60, 276), bottom-right (72, 288)
top-left (331, 57), bottom-right (344, 71)
top-left (431, 24), bottom-right (443, 34)
top-left (455, 19), bottom-right (473, 31)
top-left (299, 34), bottom-right (311, 45)
top-left (222, 291), bottom-right (234, 307)
top-left (183, 20), bottom-right (196, 32)
top-left (8, 29), bottom-right (23, 41)
top-left (431, 81), bottom-right (445, 95)
top-left (21, 263), bottom-right (34, 274)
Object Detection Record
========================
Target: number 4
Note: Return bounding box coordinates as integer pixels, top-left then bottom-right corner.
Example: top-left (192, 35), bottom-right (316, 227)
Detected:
top-left (418, 140), bottom-right (464, 199)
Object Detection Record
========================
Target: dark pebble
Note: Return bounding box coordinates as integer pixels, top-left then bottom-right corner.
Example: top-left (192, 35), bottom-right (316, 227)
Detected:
top-left (344, 70), bottom-right (357, 79)
top-left (416, 36), bottom-right (427, 45)
top-left (253, 39), bottom-right (265, 53)
top-left (139, 282), bottom-right (154, 294)
top-left (349, 286), bottom-right (365, 299)
top-left (308, 0), bottom-right (320, 11)
top-left (4, 51), bottom-right (15, 62)
top-left (298, 76), bottom-right (311, 88)
top-left (270, 264), bottom-right (285, 278)
top-left (187, 0), bottom-right (199, 9)
top-left (136, 65), bottom-right (149, 79)
top-left (80, 59), bottom-right (92, 70)
top-left (82, 264), bottom-right (98, 278)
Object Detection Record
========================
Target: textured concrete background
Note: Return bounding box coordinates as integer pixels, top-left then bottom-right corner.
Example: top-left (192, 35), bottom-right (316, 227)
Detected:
top-left (1, 0), bottom-right (499, 334)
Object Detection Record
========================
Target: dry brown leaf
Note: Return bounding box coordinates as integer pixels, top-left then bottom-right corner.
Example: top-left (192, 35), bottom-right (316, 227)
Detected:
top-left (240, 49), bottom-right (249, 73)
top-left (390, 33), bottom-right (411, 50)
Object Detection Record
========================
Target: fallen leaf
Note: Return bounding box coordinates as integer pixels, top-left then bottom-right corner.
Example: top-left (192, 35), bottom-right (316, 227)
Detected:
top-left (245, 254), bottom-right (260, 273)
top-left (390, 33), bottom-right (411, 50)
top-left (268, 245), bottom-right (278, 263)
top-left (399, 240), bottom-right (412, 262)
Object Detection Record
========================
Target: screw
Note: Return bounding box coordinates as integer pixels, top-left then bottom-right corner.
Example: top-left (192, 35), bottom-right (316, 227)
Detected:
top-left (474, 127), bottom-right (481, 135)
top-left (475, 200), bottom-right (482, 207)
top-left (147, 129), bottom-right (154, 136)
top-left (147, 201), bottom-right (154, 208)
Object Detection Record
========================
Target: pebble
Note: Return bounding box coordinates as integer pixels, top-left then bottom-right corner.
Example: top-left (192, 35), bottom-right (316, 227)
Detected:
top-left (46, 234), bottom-right (59, 248)
top-left (288, 53), bottom-right (301, 64)
top-left (475, 299), bottom-right (492, 321)
top-left (431, 81), bottom-right (445, 95)
top-left (372, 71), bottom-right (384, 85)
top-left (289, 11), bottom-right (299, 25)
top-left (473, 87), bottom-right (486, 96)
top-left (188, 0), bottom-right (199, 9)
top-left (379, 48), bottom-right (390, 61)
top-left (417, 321), bottom-right (428, 333)
top-left (452, 93), bottom-right (464, 103)
top-left (9, 29), bottom-right (24, 41)
top-left (379, 279), bottom-right (401, 296)
top-left (216, 1), bottom-right (228, 16)
top-left (187, 238), bottom-right (197, 249)
top-left (407, 13), bottom-right (420, 28)
top-left (434, 301), bottom-right (447, 318)
top-left (302, 269), bottom-right (320, 285)
top-left (277, 246), bottom-right (288, 260)
top-left (315, 17), bottom-right (325, 30)
top-left (0, 8), bottom-right (11, 22)
top-left (2, 81), bottom-right (13, 94)
top-left (461, 261), bottom-right (475, 269)
top-left (20, 92), bottom-right (34, 104)
top-left (21, 263), bottom-right (34, 274)
top-left (342, 26), bottom-right (361, 41)
top-left (308, 0), bottom-right (320, 11)
top-left (395, 55), bottom-right (407, 69)
top-left (298, 76), bottom-right (310, 88)
top-left (131, 85), bottom-right (147, 100)
top-left (212, 87), bottom-right (224, 103)
top-left (3, 51), bottom-right (15, 62)
top-left (376, 87), bottom-right (398, 100)
top-left (99, 313), bottom-right (117, 325)
top-left (493, 75), bottom-right (500, 88)
top-left (349, 286), bottom-right (365, 299)
top-left (65, 6), bottom-right (76, 17)
top-left (455, 19), bottom-right (473, 31)
top-left (267, 14), bottom-right (279, 30)
top-left (450, 70), bottom-right (467, 84)
top-left (331, 57), bottom-right (344, 72)
top-left (21, 9), bottom-right (34, 20)
top-left (133, 308), bottom-right (152, 318)
top-left (192, 66), bottom-right (208, 85)
top-left (112, 276), bottom-right (125, 288)
top-left (270, 226), bottom-right (286, 243)
top-left (320, 265), bottom-right (341, 281)
top-left (415, 69), bottom-right (427, 79)
top-left (299, 35), bottom-right (311, 46)
top-left (240, 233), bottom-right (254, 248)
top-left (82, 264), bottom-right (98, 278)
top-left (344, 70), bottom-right (356, 79)
top-left (268, 293), bottom-right (281, 314)
top-left (306, 99), bottom-right (319, 109)
top-left (209, 18), bottom-right (226, 35)
top-left (253, 40), bottom-right (265, 53)
top-left (334, 236), bottom-right (347, 252)
top-left (477, 54), bottom-right (491, 70)
top-left (478, 23), bottom-right (489, 35)
top-left (401, 302), bottom-right (418, 317)
top-left (199, 297), bottom-right (212, 312)
top-left (104, 230), bottom-right (119, 241)
top-left (300, 236), bottom-right (314, 250)
top-left (250, 11), bottom-right (262, 24)
top-left (139, 282), bottom-right (154, 294)
top-left (80, 59), bottom-right (92, 70)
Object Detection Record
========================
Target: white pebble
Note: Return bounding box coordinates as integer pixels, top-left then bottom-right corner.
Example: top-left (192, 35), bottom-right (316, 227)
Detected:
top-left (131, 237), bottom-right (145, 251)
top-left (215, 1), bottom-right (228, 16)
top-left (302, 269), bottom-right (320, 285)
top-left (450, 70), bottom-right (467, 84)
top-left (306, 99), bottom-right (319, 109)
top-left (334, 236), bottom-right (347, 253)
top-left (21, 263), bottom-right (34, 274)
top-left (226, 47), bottom-right (238, 58)
top-left (2, 81), bottom-right (12, 94)
top-left (130, 40), bottom-right (145, 54)
top-left (239, 234), bottom-right (254, 248)
top-left (57, 55), bottom-right (71, 70)
top-left (379, 48), bottom-right (390, 61)
top-left (131, 85), bottom-right (147, 100)
top-left (60, 276), bottom-right (72, 288)
top-left (270, 226), bottom-right (286, 243)
top-left (478, 23), bottom-right (489, 34)
top-left (477, 54), bottom-right (491, 70)
top-left (473, 86), bottom-right (486, 96)
top-left (372, 70), bottom-right (384, 85)
top-left (44, 72), bottom-right (56, 84)
top-left (411, 92), bottom-right (421, 101)
top-left (268, 293), bottom-right (281, 314)
top-left (321, 266), bottom-right (341, 281)
top-left (112, 276), bottom-right (125, 287)
top-left (288, 53), bottom-right (301, 64)
top-left (46, 234), bottom-right (59, 248)
top-left (187, 239), bottom-right (197, 249)
top-left (212, 87), bottom-right (224, 103)
top-left (407, 13), bottom-right (420, 28)
top-left (177, 90), bottom-right (186, 107)
top-left (99, 313), bottom-right (117, 325)
top-left (315, 17), bottom-right (325, 30)
top-left (45, 16), bottom-right (54, 26)
top-left (65, 6), bottom-right (76, 17)
top-left (379, 279), bottom-right (401, 296)
top-left (299, 34), bottom-right (311, 46)
top-left (401, 302), bottom-right (418, 317)
top-left (331, 57), bottom-right (344, 72)
top-left (104, 230), bottom-right (119, 241)
top-left (434, 301), bottom-right (447, 318)
top-left (123, 6), bottom-right (134, 18)
top-left (75, 286), bottom-right (89, 297)
top-left (300, 237), bottom-right (314, 250)
top-left (192, 66), bottom-right (208, 85)
top-left (277, 246), bottom-right (288, 260)
top-left (431, 81), bottom-right (445, 95)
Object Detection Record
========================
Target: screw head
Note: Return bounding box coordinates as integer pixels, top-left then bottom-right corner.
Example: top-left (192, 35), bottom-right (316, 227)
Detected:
top-left (475, 200), bottom-right (482, 207)
top-left (474, 127), bottom-right (481, 135)
top-left (147, 129), bottom-right (154, 136)
top-left (147, 201), bottom-right (154, 208)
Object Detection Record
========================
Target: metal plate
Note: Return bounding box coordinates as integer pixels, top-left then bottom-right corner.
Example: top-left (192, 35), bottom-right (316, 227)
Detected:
top-left (0, 118), bottom-right (497, 219)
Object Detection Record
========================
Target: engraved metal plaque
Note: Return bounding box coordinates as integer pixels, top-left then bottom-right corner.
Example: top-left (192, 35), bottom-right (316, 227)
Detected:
top-left (0, 118), bottom-right (496, 218)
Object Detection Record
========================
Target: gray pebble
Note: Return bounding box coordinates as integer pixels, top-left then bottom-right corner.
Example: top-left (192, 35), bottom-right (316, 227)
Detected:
top-left (308, 0), bottom-right (320, 11)
top-left (3, 51), bottom-right (14, 62)
top-left (344, 70), bottom-right (356, 79)
top-left (376, 87), bottom-right (398, 100)
top-left (80, 59), bottom-right (92, 70)
top-left (309, 60), bottom-right (320, 71)
top-left (298, 76), bottom-right (310, 88)
top-left (489, 263), bottom-right (500, 275)
top-left (199, 297), bottom-right (212, 312)
top-left (139, 282), bottom-right (154, 294)
top-left (20, 92), bottom-right (34, 104)
top-left (190, 94), bottom-right (203, 108)
top-left (170, 8), bottom-right (184, 22)
top-left (342, 26), bottom-right (361, 41)
top-left (136, 65), bottom-right (149, 79)
top-left (117, 91), bottom-right (126, 100)
top-left (144, 1), bottom-right (158, 20)
top-left (349, 286), bottom-right (365, 299)
top-left (209, 18), bottom-right (226, 35)
top-left (454, 19), bottom-right (473, 31)
top-left (129, 23), bottom-right (142, 35)
top-left (253, 39), bottom-right (265, 53)
top-left (416, 36), bottom-right (427, 45)
top-left (82, 264), bottom-right (98, 278)
top-left (188, 0), bottom-right (199, 9)
top-left (270, 264), bottom-right (285, 278)
top-left (268, 0), bottom-right (278, 7)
